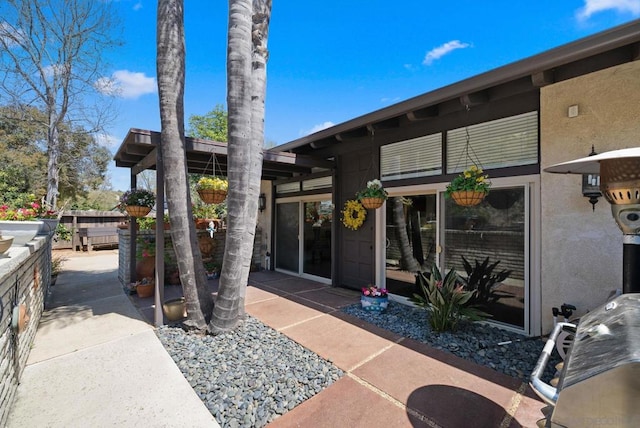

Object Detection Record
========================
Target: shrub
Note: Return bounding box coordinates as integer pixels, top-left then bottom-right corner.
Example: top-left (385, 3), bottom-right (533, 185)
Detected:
top-left (460, 256), bottom-right (512, 305)
top-left (411, 265), bottom-right (489, 332)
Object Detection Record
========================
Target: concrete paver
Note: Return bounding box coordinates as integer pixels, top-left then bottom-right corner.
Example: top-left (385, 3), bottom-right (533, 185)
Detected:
top-left (7, 249), bottom-right (546, 427)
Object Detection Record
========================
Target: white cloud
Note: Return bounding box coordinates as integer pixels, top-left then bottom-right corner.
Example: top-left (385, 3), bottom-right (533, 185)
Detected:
top-left (380, 97), bottom-right (401, 104)
top-left (422, 40), bottom-right (471, 66)
top-left (577, 0), bottom-right (640, 20)
top-left (94, 132), bottom-right (121, 150)
top-left (301, 121), bottom-right (335, 136)
top-left (95, 70), bottom-right (156, 99)
top-left (133, 2), bottom-right (143, 11)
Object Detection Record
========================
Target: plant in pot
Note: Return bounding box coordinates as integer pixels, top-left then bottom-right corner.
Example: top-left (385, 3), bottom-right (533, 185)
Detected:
top-left (204, 261), bottom-right (220, 279)
top-left (356, 179), bottom-right (388, 210)
top-left (0, 202), bottom-right (43, 245)
top-left (195, 176), bottom-right (228, 204)
top-left (360, 284), bottom-right (389, 312)
top-left (118, 188), bottom-right (155, 218)
top-left (135, 236), bottom-right (156, 281)
top-left (445, 165), bottom-right (491, 207)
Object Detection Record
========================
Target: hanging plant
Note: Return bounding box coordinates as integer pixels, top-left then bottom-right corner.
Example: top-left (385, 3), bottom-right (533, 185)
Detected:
top-left (445, 165), bottom-right (491, 207)
top-left (341, 199), bottom-right (366, 230)
top-left (196, 176), bottom-right (228, 204)
top-left (356, 179), bottom-right (388, 210)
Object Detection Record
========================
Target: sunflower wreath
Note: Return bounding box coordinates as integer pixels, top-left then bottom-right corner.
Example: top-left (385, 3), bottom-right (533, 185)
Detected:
top-left (341, 199), bottom-right (367, 231)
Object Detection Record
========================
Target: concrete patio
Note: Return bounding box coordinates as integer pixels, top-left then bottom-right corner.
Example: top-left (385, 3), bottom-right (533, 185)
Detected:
top-left (8, 250), bottom-right (545, 427)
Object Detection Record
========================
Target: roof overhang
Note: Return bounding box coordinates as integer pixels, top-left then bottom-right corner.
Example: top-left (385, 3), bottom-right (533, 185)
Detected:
top-left (113, 128), bottom-right (334, 180)
top-left (274, 19), bottom-right (640, 155)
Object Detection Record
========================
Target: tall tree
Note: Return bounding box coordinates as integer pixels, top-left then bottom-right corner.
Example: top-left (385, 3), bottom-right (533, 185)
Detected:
top-left (188, 104), bottom-right (228, 141)
top-left (0, 0), bottom-right (120, 208)
top-left (0, 104), bottom-right (111, 207)
top-left (157, 0), bottom-right (212, 330)
top-left (209, 0), bottom-right (272, 333)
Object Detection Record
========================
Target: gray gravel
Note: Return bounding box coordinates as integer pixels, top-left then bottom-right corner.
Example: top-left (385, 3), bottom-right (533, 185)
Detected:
top-left (156, 317), bottom-right (343, 428)
top-left (156, 302), bottom-right (559, 427)
top-left (342, 301), bottom-right (560, 382)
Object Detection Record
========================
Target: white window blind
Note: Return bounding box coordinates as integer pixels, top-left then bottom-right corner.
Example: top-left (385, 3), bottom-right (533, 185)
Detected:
top-left (446, 111), bottom-right (538, 173)
top-left (380, 133), bottom-right (442, 181)
top-left (302, 176), bottom-right (332, 191)
top-left (276, 182), bottom-right (300, 194)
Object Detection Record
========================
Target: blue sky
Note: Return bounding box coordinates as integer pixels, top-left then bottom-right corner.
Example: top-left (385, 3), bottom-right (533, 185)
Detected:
top-left (102, 0), bottom-right (640, 190)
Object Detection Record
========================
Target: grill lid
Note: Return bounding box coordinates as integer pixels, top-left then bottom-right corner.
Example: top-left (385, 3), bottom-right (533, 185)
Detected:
top-left (560, 294), bottom-right (640, 389)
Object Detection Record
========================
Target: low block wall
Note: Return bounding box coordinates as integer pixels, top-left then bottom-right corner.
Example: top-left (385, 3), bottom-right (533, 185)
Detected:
top-left (0, 236), bottom-right (52, 426)
top-left (118, 227), bottom-right (264, 286)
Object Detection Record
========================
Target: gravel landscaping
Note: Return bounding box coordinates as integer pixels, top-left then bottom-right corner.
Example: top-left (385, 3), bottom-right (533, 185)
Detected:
top-left (342, 301), bottom-right (560, 382)
top-left (157, 301), bottom-right (558, 428)
top-left (156, 318), bottom-right (344, 428)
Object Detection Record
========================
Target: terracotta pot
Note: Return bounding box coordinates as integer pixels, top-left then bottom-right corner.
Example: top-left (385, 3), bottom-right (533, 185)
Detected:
top-left (136, 256), bottom-right (155, 281)
top-left (136, 281), bottom-right (154, 298)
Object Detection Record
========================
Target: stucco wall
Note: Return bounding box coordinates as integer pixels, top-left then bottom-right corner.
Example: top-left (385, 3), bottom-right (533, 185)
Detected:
top-left (540, 60), bottom-right (640, 333)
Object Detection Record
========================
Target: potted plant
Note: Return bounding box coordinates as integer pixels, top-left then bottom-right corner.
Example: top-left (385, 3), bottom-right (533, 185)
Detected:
top-left (195, 176), bottom-right (228, 204)
top-left (0, 203), bottom-right (43, 245)
top-left (119, 189), bottom-right (155, 217)
top-left (445, 165), bottom-right (491, 207)
top-left (360, 284), bottom-right (389, 312)
top-left (135, 236), bottom-right (156, 281)
top-left (135, 276), bottom-right (155, 298)
top-left (356, 179), bottom-right (388, 209)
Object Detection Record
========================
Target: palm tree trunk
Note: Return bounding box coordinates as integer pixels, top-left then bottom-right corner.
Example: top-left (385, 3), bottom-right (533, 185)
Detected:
top-left (209, 0), bottom-right (271, 334)
top-left (157, 0), bottom-right (212, 330)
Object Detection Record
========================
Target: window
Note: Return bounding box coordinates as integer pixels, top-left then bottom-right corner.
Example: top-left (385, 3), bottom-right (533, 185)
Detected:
top-left (381, 133), bottom-right (442, 181)
top-left (447, 111), bottom-right (538, 173)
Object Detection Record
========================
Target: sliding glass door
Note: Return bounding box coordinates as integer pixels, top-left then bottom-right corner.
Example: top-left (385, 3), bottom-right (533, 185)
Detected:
top-left (275, 199), bottom-right (332, 281)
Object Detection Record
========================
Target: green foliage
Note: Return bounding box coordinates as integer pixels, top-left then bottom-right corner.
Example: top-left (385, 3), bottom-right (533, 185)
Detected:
top-left (119, 189), bottom-right (155, 209)
top-left (51, 255), bottom-right (68, 276)
top-left (54, 224), bottom-right (72, 242)
top-left (460, 256), bottom-right (512, 305)
top-left (445, 165), bottom-right (491, 197)
top-left (356, 179), bottom-right (388, 200)
top-left (188, 104), bottom-right (228, 142)
top-left (411, 265), bottom-right (489, 332)
top-left (0, 104), bottom-right (111, 206)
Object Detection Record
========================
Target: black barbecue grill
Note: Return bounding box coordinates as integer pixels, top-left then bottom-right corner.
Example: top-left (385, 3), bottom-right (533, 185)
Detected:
top-left (535, 148), bottom-right (640, 427)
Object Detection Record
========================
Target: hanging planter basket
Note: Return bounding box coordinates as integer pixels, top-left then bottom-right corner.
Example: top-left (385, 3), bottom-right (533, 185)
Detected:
top-left (359, 197), bottom-right (385, 210)
top-left (125, 205), bottom-right (152, 218)
top-left (450, 190), bottom-right (487, 207)
top-left (198, 189), bottom-right (227, 205)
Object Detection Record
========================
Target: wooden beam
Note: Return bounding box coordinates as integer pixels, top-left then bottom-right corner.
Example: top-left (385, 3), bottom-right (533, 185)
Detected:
top-left (132, 148), bottom-right (158, 175)
top-left (459, 91), bottom-right (488, 107)
top-left (407, 105), bottom-right (438, 121)
top-left (531, 70), bottom-right (554, 87)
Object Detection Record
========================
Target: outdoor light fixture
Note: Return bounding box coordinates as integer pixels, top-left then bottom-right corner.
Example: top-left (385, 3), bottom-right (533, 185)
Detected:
top-left (582, 145), bottom-right (602, 211)
top-left (258, 193), bottom-right (267, 213)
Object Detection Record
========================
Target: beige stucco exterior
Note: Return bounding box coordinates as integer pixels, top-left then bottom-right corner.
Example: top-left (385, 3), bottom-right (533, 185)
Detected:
top-left (540, 60), bottom-right (640, 332)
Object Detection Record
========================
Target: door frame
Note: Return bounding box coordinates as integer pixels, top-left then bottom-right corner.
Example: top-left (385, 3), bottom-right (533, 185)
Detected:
top-left (275, 193), bottom-right (333, 284)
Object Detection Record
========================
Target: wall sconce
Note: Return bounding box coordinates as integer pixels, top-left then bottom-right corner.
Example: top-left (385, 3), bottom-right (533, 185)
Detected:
top-left (582, 145), bottom-right (602, 211)
top-left (258, 193), bottom-right (267, 213)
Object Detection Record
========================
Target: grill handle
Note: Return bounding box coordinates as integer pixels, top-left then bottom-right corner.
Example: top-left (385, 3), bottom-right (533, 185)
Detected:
top-left (529, 322), bottom-right (576, 406)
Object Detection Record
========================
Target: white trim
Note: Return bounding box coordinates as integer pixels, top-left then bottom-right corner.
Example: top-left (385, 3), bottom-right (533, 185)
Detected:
top-left (381, 174), bottom-right (541, 335)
